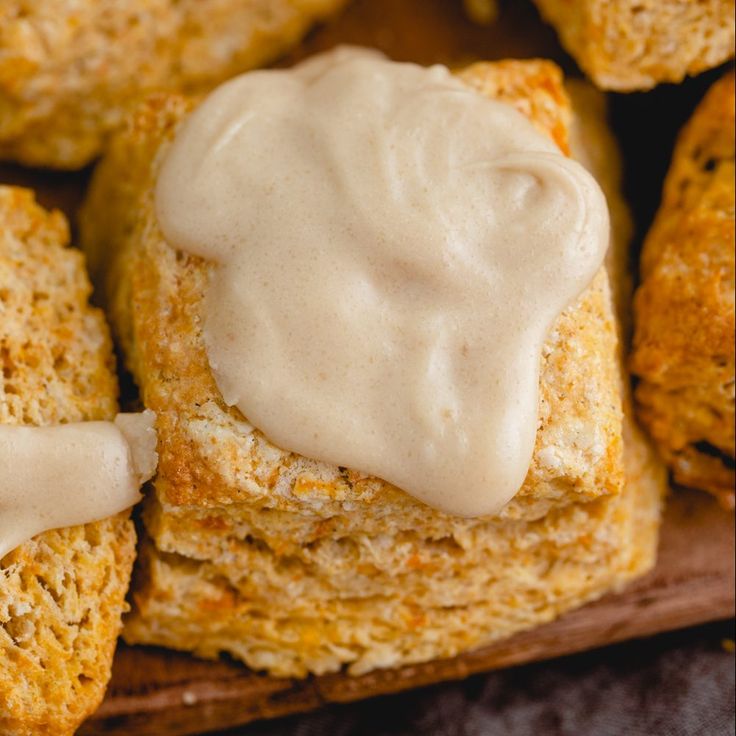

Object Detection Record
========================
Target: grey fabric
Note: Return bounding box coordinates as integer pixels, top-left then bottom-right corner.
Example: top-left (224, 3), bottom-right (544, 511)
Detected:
top-left (220, 621), bottom-right (735, 736)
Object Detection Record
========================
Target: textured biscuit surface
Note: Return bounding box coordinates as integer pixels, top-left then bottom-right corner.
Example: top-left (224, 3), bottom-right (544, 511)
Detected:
top-left (532, 0), bottom-right (735, 91)
top-left (0, 187), bottom-right (136, 736)
top-left (0, 0), bottom-right (347, 168)
top-left (632, 72), bottom-right (735, 507)
top-left (81, 60), bottom-right (662, 677)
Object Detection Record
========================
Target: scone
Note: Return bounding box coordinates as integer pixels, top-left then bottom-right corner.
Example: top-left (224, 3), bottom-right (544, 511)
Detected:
top-left (632, 71), bottom-right (735, 508)
top-left (81, 58), bottom-right (663, 677)
top-left (531, 0), bottom-right (735, 91)
top-left (0, 0), bottom-right (348, 169)
top-left (0, 187), bottom-right (136, 735)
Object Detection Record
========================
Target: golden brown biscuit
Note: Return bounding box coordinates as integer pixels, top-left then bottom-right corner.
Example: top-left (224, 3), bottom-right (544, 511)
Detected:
top-left (531, 0), bottom-right (735, 91)
top-left (0, 0), bottom-right (348, 169)
top-left (81, 59), bottom-right (662, 677)
top-left (632, 71), bottom-right (735, 508)
top-left (0, 187), bottom-right (136, 735)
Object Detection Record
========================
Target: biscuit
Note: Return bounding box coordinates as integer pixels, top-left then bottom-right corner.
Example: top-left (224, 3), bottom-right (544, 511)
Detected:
top-left (531, 0), bottom-right (735, 91)
top-left (0, 0), bottom-right (348, 168)
top-left (0, 187), bottom-right (136, 735)
top-left (632, 72), bottom-right (735, 507)
top-left (81, 59), bottom-right (663, 677)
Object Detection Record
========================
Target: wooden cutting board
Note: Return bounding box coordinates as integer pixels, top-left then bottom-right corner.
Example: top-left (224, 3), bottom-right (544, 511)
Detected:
top-left (1, 1), bottom-right (733, 734)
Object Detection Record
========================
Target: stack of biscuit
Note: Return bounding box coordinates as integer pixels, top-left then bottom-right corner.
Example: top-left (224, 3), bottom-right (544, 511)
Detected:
top-left (80, 60), bottom-right (664, 678)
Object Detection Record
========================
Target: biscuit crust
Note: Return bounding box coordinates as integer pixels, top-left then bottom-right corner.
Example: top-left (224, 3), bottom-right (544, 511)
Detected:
top-left (632, 72), bottom-right (735, 507)
top-left (0, 187), bottom-right (136, 735)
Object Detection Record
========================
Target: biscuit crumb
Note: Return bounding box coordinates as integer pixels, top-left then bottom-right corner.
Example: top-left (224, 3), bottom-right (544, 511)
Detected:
top-left (182, 691), bottom-right (198, 706)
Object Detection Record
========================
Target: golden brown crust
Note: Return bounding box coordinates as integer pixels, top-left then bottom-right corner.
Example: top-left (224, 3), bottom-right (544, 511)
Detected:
top-left (532, 0), bottom-right (735, 91)
top-left (632, 71), bottom-right (735, 507)
top-left (0, 0), bottom-right (348, 168)
top-left (0, 186), bottom-right (136, 735)
top-left (81, 60), bottom-right (662, 678)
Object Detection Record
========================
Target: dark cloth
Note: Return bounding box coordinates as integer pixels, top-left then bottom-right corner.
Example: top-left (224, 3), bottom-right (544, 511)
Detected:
top-left (219, 621), bottom-right (735, 736)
